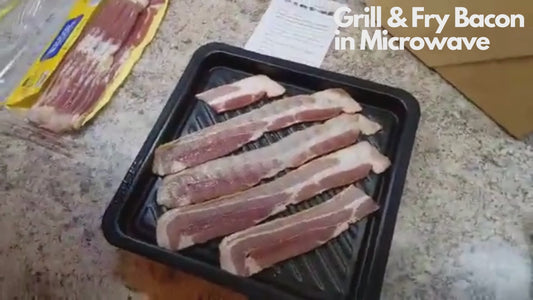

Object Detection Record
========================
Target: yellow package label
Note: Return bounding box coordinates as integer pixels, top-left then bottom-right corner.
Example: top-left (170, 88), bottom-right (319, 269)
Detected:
top-left (4, 0), bottom-right (100, 108)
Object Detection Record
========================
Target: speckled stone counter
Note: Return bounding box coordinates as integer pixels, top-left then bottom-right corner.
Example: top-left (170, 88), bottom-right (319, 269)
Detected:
top-left (0, 0), bottom-right (531, 299)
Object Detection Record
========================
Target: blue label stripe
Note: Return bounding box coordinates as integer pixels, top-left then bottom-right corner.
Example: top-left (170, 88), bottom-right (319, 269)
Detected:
top-left (40, 15), bottom-right (84, 61)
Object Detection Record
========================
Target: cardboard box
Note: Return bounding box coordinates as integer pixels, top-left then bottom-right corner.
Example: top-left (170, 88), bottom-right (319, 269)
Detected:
top-left (366, 0), bottom-right (533, 138)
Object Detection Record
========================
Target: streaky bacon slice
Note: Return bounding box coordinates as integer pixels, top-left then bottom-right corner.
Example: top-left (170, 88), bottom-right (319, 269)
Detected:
top-left (219, 185), bottom-right (379, 276)
top-left (156, 141), bottom-right (390, 250)
top-left (195, 75), bottom-right (285, 112)
top-left (153, 89), bottom-right (365, 175)
top-left (156, 114), bottom-right (381, 208)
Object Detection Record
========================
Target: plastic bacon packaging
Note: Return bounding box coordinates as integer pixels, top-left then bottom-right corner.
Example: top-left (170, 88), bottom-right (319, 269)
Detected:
top-left (3, 0), bottom-right (169, 133)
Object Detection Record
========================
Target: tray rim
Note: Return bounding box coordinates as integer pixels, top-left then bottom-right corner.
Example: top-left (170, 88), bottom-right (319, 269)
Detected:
top-left (101, 42), bottom-right (420, 300)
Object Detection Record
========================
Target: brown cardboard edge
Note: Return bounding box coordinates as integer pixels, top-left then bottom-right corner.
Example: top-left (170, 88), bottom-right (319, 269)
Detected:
top-left (378, 43), bottom-right (533, 139)
top-left (438, 75), bottom-right (532, 139)
top-left (435, 59), bottom-right (533, 139)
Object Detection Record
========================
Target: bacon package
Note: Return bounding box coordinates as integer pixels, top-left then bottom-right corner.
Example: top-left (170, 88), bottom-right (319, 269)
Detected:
top-left (5, 0), bottom-right (169, 132)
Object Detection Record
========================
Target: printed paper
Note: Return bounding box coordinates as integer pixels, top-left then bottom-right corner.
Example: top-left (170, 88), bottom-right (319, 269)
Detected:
top-left (245, 0), bottom-right (344, 67)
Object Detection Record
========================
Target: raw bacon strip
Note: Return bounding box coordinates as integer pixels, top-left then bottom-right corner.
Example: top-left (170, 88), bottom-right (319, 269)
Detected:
top-left (153, 89), bottom-right (366, 175)
top-left (219, 186), bottom-right (379, 276)
top-left (27, 0), bottom-right (161, 132)
top-left (157, 114), bottom-right (380, 208)
top-left (196, 75), bottom-right (285, 112)
top-left (156, 141), bottom-right (390, 250)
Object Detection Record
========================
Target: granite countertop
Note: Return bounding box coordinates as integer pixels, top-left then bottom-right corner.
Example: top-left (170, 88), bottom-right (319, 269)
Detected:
top-left (0, 0), bottom-right (531, 299)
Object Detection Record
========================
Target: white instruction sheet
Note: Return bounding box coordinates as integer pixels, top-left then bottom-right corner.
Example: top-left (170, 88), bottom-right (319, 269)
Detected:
top-left (245, 0), bottom-right (344, 67)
